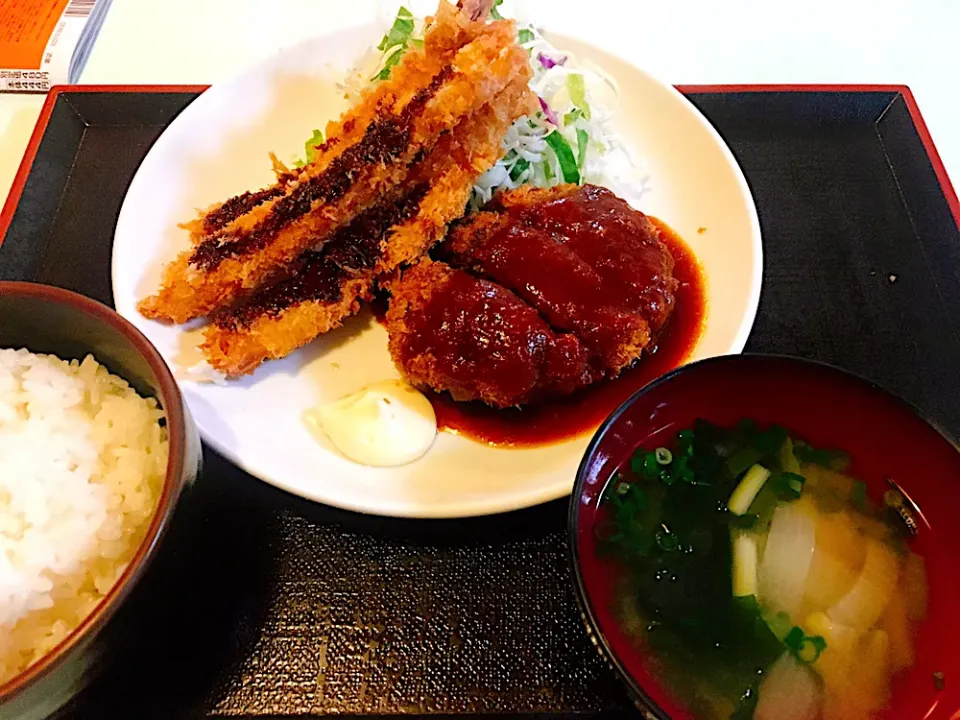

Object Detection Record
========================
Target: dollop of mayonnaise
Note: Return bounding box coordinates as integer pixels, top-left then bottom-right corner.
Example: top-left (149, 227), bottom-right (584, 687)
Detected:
top-left (303, 380), bottom-right (437, 467)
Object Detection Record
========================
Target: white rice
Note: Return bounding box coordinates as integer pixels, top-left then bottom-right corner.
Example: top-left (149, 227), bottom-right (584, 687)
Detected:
top-left (0, 349), bottom-right (168, 685)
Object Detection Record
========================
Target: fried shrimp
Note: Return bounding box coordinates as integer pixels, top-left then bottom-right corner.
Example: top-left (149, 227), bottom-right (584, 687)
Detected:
top-left (183, 0), bottom-right (492, 242)
top-left (201, 77), bottom-right (534, 375)
top-left (139, 15), bottom-right (526, 324)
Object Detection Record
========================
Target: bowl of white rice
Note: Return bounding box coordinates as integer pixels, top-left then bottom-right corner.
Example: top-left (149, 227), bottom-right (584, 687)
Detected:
top-left (0, 281), bottom-right (201, 720)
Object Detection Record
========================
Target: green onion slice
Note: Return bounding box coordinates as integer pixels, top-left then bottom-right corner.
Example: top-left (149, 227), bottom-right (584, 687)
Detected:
top-left (777, 471), bottom-right (806, 500)
top-left (785, 626), bottom-right (827, 663)
top-left (796, 635), bottom-right (827, 663)
top-left (728, 464), bottom-right (771, 515)
top-left (784, 626), bottom-right (805, 651)
top-left (655, 447), bottom-right (673, 465)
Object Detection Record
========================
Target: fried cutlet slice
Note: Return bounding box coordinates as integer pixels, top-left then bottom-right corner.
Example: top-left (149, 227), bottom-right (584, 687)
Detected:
top-left (385, 184), bottom-right (680, 408)
top-left (385, 259), bottom-right (597, 408)
top-left (185, 0), bottom-right (492, 241)
top-left (202, 78), bottom-right (536, 376)
top-left (440, 205), bottom-right (651, 375)
top-left (201, 185), bottom-right (423, 376)
top-left (484, 183), bottom-right (679, 334)
top-left (185, 165), bottom-right (301, 241)
top-left (139, 17), bottom-right (527, 324)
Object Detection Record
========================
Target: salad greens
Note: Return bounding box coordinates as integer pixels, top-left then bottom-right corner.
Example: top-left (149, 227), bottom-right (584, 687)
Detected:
top-left (372, 6), bottom-right (417, 81)
top-left (293, 128), bottom-right (325, 168)
top-left (567, 74), bottom-right (591, 120)
top-left (544, 131), bottom-right (580, 184)
top-left (295, 5), bottom-right (633, 209)
top-left (576, 127), bottom-right (588, 172)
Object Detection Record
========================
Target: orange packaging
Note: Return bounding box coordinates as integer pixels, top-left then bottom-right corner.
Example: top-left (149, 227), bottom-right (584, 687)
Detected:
top-left (1, 0), bottom-right (106, 93)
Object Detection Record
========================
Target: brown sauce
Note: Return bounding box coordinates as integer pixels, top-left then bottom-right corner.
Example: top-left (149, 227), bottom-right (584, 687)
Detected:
top-left (324, 183), bottom-right (428, 271)
top-left (202, 184), bottom-right (288, 234)
top-left (427, 218), bottom-right (706, 447)
top-left (189, 117), bottom-right (409, 271)
top-left (217, 184), bottom-right (428, 331)
top-left (396, 263), bottom-right (596, 408)
top-left (440, 185), bottom-right (675, 374)
top-left (218, 252), bottom-right (343, 331)
top-left (190, 65), bottom-right (453, 272)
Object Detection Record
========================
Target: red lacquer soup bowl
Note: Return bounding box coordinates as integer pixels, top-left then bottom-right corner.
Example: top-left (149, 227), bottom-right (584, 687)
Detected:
top-left (568, 354), bottom-right (960, 720)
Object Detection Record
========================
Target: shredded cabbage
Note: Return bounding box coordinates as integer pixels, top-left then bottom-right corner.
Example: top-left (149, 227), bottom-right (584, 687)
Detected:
top-left (469, 23), bottom-right (650, 210)
top-left (337, 6), bottom-right (650, 211)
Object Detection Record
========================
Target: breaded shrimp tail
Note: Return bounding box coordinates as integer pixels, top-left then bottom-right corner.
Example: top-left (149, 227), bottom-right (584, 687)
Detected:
top-left (201, 77), bottom-right (535, 376)
top-left (183, 0), bottom-right (489, 243)
top-left (139, 14), bottom-right (526, 324)
top-left (456, 0), bottom-right (496, 21)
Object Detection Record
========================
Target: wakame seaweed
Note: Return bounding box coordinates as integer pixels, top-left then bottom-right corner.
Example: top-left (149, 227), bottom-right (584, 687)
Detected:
top-left (597, 419), bottom-right (923, 720)
top-left (597, 420), bottom-right (847, 713)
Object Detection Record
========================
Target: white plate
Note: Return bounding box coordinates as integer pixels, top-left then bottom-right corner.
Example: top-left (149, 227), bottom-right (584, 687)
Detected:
top-left (112, 24), bottom-right (762, 518)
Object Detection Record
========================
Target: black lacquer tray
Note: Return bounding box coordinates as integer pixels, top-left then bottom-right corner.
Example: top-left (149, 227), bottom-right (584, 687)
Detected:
top-left (1, 84), bottom-right (958, 719)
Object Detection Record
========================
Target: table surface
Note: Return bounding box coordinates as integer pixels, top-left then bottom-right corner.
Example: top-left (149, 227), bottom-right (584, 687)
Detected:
top-left (1, 0), bottom-right (960, 207)
top-left (1, 5), bottom-right (959, 716)
top-left (5, 87), bottom-right (959, 718)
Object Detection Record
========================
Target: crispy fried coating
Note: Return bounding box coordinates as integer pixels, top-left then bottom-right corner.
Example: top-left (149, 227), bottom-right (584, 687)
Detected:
top-left (384, 259), bottom-right (597, 408)
top-left (184, 0), bottom-right (488, 242)
top-left (440, 186), bottom-right (653, 374)
top-left (139, 14), bottom-right (527, 323)
top-left (201, 78), bottom-right (535, 376)
top-left (386, 184), bottom-right (679, 407)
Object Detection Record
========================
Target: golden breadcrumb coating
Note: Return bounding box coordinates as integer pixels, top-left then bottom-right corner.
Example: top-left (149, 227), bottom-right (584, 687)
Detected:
top-left (202, 77), bottom-right (535, 375)
top-left (139, 16), bottom-right (526, 323)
